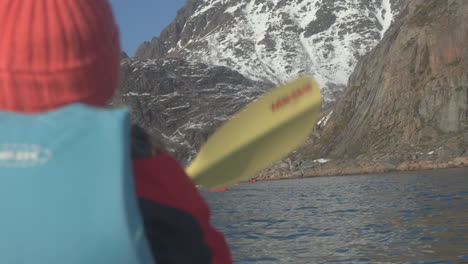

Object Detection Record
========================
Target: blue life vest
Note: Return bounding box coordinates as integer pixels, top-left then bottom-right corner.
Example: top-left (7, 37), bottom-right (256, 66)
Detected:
top-left (0, 104), bottom-right (154, 264)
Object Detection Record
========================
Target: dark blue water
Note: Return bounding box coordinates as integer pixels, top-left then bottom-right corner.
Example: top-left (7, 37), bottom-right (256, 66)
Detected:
top-left (201, 168), bottom-right (468, 264)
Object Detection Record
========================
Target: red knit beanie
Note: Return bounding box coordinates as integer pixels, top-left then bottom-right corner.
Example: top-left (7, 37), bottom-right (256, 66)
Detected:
top-left (0, 0), bottom-right (120, 113)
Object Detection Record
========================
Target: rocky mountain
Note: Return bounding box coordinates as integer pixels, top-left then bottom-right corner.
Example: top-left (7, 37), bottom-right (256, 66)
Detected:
top-left (260, 0), bottom-right (467, 179)
top-left (112, 58), bottom-right (270, 163)
top-left (114, 0), bottom-right (467, 177)
top-left (135, 0), bottom-right (405, 105)
top-left (318, 0), bottom-right (467, 157)
top-left (115, 0), bottom-right (404, 163)
top-left (120, 52), bottom-right (129, 59)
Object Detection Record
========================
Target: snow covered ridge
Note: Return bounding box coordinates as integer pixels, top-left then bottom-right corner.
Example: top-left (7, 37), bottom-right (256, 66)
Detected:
top-left (159, 0), bottom-right (403, 104)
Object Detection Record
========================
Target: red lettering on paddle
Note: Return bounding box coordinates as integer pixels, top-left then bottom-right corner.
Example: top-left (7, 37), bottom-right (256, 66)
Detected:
top-left (271, 84), bottom-right (312, 112)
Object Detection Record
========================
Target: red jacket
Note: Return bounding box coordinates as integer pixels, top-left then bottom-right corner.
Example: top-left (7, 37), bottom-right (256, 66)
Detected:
top-left (133, 152), bottom-right (232, 264)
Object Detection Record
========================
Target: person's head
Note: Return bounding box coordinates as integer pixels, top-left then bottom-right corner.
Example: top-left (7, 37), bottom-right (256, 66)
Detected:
top-left (0, 0), bottom-right (120, 113)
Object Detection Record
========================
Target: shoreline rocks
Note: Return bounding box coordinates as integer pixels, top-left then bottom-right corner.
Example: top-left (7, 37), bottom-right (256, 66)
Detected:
top-left (259, 156), bottom-right (468, 180)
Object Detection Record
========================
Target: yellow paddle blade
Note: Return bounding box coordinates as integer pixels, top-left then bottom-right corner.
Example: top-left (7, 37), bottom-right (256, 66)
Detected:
top-left (187, 76), bottom-right (322, 188)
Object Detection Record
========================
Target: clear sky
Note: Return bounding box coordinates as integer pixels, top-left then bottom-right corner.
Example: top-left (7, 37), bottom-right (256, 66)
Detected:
top-left (109, 0), bottom-right (186, 56)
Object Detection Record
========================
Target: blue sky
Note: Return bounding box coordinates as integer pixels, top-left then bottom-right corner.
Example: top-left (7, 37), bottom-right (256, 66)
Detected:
top-left (109, 0), bottom-right (186, 56)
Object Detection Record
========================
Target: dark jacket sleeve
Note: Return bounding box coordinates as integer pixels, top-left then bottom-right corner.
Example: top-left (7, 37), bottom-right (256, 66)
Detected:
top-left (130, 125), bottom-right (232, 264)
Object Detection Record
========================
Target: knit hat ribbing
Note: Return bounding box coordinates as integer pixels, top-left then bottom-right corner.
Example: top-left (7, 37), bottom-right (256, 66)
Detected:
top-left (0, 0), bottom-right (120, 112)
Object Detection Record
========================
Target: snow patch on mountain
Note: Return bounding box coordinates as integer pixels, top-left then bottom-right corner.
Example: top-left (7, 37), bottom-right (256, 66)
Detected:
top-left (377, 0), bottom-right (394, 36)
top-left (162, 0), bottom-right (402, 103)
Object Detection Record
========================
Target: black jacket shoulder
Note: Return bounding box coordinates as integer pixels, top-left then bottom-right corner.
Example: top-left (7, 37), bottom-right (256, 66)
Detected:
top-left (131, 124), bottom-right (165, 159)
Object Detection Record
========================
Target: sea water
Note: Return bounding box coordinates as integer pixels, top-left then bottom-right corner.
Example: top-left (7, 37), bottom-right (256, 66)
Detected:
top-left (202, 167), bottom-right (468, 264)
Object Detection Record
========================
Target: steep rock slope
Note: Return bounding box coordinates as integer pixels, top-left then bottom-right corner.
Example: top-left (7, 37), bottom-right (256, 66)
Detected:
top-left (311, 0), bottom-right (467, 164)
top-left (135, 0), bottom-right (404, 104)
top-left (112, 58), bottom-right (270, 163)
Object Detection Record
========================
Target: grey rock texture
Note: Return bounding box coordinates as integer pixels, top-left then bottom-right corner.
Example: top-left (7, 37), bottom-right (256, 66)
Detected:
top-left (112, 57), bottom-right (271, 163)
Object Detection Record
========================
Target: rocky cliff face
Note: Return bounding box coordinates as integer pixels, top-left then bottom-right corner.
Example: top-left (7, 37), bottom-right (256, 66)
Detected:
top-left (112, 58), bottom-right (270, 163)
top-left (115, 0), bottom-right (466, 178)
top-left (256, 0), bottom-right (467, 180)
top-left (306, 0), bottom-right (467, 165)
top-left (116, 0), bottom-right (404, 164)
top-left (135, 0), bottom-right (404, 104)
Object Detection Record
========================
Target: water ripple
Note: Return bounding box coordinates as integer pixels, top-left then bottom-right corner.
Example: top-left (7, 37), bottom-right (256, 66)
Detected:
top-left (202, 168), bottom-right (468, 263)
